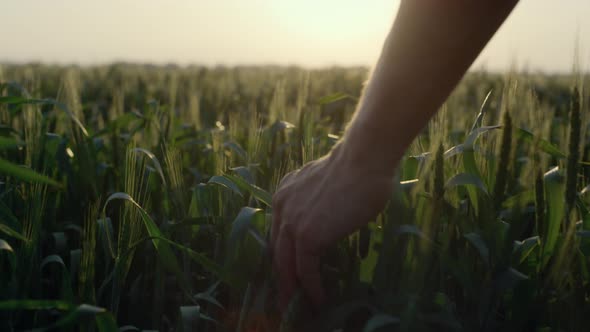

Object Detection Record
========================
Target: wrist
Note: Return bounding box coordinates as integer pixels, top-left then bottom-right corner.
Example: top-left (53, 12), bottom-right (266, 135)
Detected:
top-left (331, 118), bottom-right (404, 178)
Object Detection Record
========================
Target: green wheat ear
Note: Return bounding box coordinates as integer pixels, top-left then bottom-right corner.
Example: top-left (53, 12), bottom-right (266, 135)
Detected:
top-left (433, 142), bottom-right (445, 201)
top-left (535, 169), bottom-right (545, 237)
top-left (565, 87), bottom-right (581, 218)
top-left (493, 110), bottom-right (513, 211)
top-left (79, 200), bottom-right (100, 309)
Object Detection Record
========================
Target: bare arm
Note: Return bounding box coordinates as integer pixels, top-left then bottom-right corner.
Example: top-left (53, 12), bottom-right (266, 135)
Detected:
top-left (272, 0), bottom-right (519, 310)
top-left (342, 0), bottom-right (519, 174)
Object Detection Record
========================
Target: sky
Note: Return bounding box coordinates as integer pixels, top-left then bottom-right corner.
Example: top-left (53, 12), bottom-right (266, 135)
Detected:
top-left (0, 0), bottom-right (589, 72)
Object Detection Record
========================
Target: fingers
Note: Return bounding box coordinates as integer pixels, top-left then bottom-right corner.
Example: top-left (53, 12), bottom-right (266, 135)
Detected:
top-left (272, 168), bottom-right (326, 311)
top-left (295, 245), bottom-right (325, 308)
top-left (275, 226), bottom-right (297, 311)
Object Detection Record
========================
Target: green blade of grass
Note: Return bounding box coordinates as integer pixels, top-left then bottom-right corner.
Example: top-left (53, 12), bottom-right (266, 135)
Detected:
top-left (494, 268), bottom-right (529, 292)
top-left (42, 304), bottom-right (117, 332)
top-left (0, 201), bottom-right (20, 233)
top-left (502, 190), bottom-right (534, 209)
top-left (179, 305), bottom-right (201, 332)
top-left (0, 96), bottom-right (32, 105)
top-left (104, 192), bottom-right (190, 292)
top-left (516, 128), bottom-right (566, 159)
top-left (0, 224), bottom-right (27, 242)
top-left (465, 125), bottom-right (502, 149)
top-left (541, 166), bottom-right (565, 267)
top-left (470, 89), bottom-right (494, 132)
top-left (0, 97), bottom-right (89, 136)
top-left (120, 234), bottom-right (226, 284)
top-left (132, 148), bottom-right (167, 186)
top-left (445, 172), bottom-right (489, 195)
top-left (224, 141), bottom-right (248, 161)
top-left (363, 314), bottom-right (401, 332)
top-left (464, 232), bottom-right (490, 264)
top-left (40, 254), bottom-right (66, 270)
top-left (228, 207), bottom-right (265, 249)
top-left (444, 126), bottom-right (501, 158)
top-left (224, 173), bottom-right (272, 207)
top-left (159, 237), bottom-right (227, 283)
top-left (208, 175), bottom-right (243, 197)
top-left (0, 157), bottom-right (62, 188)
top-left (462, 151), bottom-right (485, 215)
top-left (513, 236), bottom-right (540, 265)
top-left (360, 222), bottom-right (383, 283)
top-left (94, 311), bottom-right (119, 332)
top-left (0, 299), bottom-right (73, 311)
top-left (0, 137), bottom-right (23, 150)
top-left (40, 254), bottom-right (74, 302)
top-left (318, 92), bottom-right (358, 105)
top-left (0, 239), bottom-right (16, 272)
top-left (226, 207), bottom-right (266, 270)
top-left (194, 286), bottom-right (224, 309)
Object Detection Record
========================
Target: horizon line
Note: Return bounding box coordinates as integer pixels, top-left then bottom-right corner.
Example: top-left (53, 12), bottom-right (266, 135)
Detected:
top-left (1, 60), bottom-right (587, 76)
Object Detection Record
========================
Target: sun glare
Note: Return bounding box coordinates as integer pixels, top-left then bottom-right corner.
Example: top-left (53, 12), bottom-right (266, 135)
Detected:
top-left (0, 0), bottom-right (588, 70)
top-left (268, 1), bottom-right (394, 42)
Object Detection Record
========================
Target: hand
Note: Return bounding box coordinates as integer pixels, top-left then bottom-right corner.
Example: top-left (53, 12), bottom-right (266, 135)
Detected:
top-left (270, 143), bottom-right (394, 310)
top-left (270, 0), bottom-right (518, 312)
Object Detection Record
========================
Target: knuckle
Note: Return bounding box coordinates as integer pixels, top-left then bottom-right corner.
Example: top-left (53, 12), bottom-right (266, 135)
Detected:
top-left (278, 170), bottom-right (297, 188)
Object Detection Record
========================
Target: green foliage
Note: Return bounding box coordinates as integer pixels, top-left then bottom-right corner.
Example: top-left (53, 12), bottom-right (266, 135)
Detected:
top-left (566, 87), bottom-right (581, 215)
top-left (493, 110), bottom-right (513, 210)
top-left (0, 65), bottom-right (589, 331)
top-left (0, 158), bottom-right (61, 187)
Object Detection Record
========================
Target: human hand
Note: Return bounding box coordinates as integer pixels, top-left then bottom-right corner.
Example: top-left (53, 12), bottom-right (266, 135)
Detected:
top-left (270, 143), bottom-right (394, 310)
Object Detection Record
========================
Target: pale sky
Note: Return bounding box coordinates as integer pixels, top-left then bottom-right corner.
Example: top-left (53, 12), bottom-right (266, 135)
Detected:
top-left (1, 0), bottom-right (589, 72)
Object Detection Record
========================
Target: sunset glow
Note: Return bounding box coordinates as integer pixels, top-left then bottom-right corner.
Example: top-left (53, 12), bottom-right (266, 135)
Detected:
top-left (0, 0), bottom-right (589, 72)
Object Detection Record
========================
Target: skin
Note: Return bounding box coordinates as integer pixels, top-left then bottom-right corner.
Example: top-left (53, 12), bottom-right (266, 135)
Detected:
top-left (271, 0), bottom-right (520, 310)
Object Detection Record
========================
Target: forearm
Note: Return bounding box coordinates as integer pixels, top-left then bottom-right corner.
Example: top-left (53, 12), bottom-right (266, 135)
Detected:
top-left (339, 0), bottom-right (519, 175)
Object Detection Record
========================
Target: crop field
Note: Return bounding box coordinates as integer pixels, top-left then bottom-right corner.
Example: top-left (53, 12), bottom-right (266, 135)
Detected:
top-left (0, 64), bottom-right (589, 331)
